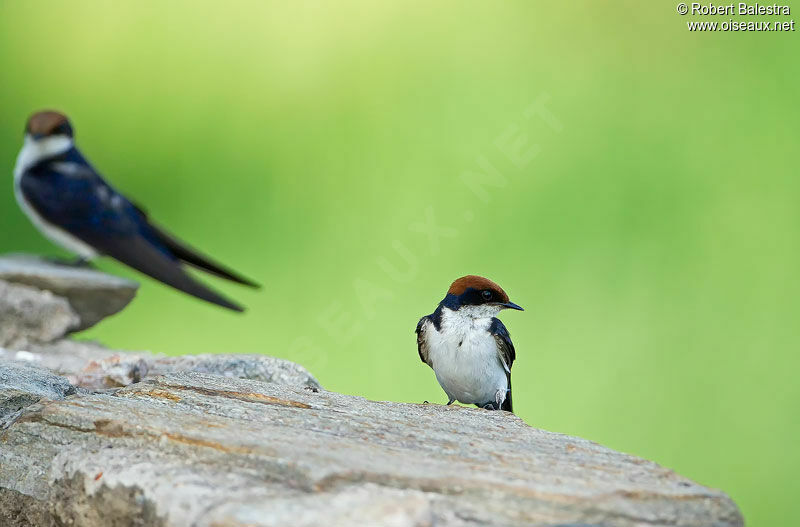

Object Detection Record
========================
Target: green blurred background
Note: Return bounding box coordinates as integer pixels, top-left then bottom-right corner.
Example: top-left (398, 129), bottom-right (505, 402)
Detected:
top-left (1, 1), bottom-right (797, 523)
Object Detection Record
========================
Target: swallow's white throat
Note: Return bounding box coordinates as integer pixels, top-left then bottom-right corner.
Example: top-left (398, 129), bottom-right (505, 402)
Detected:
top-left (14, 134), bottom-right (73, 177)
top-left (455, 303), bottom-right (504, 319)
top-left (423, 306), bottom-right (508, 407)
top-left (13, 134), bottom-right (98, 259)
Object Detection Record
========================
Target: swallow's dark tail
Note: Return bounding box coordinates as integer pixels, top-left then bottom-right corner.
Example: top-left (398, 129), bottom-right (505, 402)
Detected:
top-left (149, 223), bottom-right (260, 288)
top-left (96, 232), bottom-right (247, 312)
top-left (502, 375), bottom-right (513, 412)
top-left (162, 271), bottom-right (246, 312)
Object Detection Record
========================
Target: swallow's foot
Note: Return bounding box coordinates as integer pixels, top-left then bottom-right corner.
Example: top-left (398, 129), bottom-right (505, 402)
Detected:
top-left (422, 400), bottom-right (430, 404)
top-left (446, 398), bottom-right (455, 406)
top-left (45, 256), bottom-right (94, 268)
top-left (495, 389), bottom-right (505, 409)
top-left (482, 402), bottom-right (498, 410)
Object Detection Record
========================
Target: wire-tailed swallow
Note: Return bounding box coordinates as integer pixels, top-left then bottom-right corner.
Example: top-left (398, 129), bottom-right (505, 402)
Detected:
top-left (416, 275), bottom-right (523, 412)
top-left (13, 110), bottom-right (258, 311)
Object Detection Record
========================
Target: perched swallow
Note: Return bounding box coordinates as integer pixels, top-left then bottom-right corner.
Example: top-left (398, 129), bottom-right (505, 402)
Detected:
top-left (416, 275), bottom-right (523, 412)
top-left (13, 110), bottom-right (258, 311)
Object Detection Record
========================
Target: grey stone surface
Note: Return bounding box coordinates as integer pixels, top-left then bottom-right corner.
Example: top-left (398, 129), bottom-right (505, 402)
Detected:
top-left (0, 361), bottom-right (76, 429)
top-left (0, 340), bottom-right (146, 390)
top-left (148, 354), bottom-right (322, 390)
top-left (0, 363), bottom-right (743, 527)
top-left (0, 343), bottom-right (322, 392)
top-left (0, 253), bottom-right (743, 526)
top-left (0, 279), bottom-right (79, 348)
top-left (0, 253), bottom-right (138, 331)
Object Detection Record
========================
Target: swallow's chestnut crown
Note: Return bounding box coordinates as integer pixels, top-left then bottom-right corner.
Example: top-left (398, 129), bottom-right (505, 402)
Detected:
top-left (26, 111), bottom-right (73, 138)
top-left (447, 275), bottom-right (510, 303)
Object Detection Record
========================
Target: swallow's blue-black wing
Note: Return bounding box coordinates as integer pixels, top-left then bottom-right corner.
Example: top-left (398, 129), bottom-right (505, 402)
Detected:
top-left (20, 148), bottom-right (246, 311)
top-left (415, 315), bottom-right (432, 366)
top-left (489, 317), bottom-right (515, 412)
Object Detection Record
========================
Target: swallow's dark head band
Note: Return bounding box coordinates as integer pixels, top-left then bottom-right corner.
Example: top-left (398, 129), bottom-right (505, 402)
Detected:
top-left (26, 110), bottom-right (73, 139)
top-left (447, 275), bottom-right (510, 303)
top-left (442, 275), bottom-right (523, 311)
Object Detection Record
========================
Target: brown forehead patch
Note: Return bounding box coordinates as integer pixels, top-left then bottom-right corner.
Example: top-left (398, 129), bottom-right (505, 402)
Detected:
top-left (447, 275), bottom-right (509, 302)
top-left (26, 111), bottom-right (69, 135)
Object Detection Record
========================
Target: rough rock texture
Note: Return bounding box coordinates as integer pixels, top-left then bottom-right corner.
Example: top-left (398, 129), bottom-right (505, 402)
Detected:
top-left (0, 256), bottom-right (743, 526)
top-left (0, 361), bottom-right (77, 429)
top-left (0, 343), bottom-right (322, 392)
top-left (0, 253), bottom-right (320, 392)
top-left (0, 280), bottom-right (80, 348)
top-left (149, 354), bottom-right (322, 390)
top-left (0, 363), bottom-right (743, 527)
top-left (0, 254), bottom-right (138, 331)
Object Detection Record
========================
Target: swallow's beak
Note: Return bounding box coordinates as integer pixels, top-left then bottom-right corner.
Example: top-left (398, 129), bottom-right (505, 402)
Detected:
top-left (501, 301), bottom-right (524, 311)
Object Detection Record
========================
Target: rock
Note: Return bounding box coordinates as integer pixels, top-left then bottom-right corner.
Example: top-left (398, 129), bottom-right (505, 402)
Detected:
top-left (0, 361), bottom-right (76, 429)
top-left (148, 354), bottom-right (322, 390)
top-left (0, 343), bottom-right (322, 392)
top-left (0, 364), bottom-right (743, 527)
top-left (1, 339), bottom-right (150, 389)
top-left (0, 254), bottom-right (138, 331)
top-left (0, 253), bottom-right (743, 526)
top-left (0, 279), bottom-right (80, 348)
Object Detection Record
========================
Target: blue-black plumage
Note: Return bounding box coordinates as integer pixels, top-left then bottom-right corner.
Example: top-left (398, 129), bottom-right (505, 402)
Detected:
top-left (416, 275), bottom-right (522, 412)
top-left (14, 111), bottom-right (258, 312)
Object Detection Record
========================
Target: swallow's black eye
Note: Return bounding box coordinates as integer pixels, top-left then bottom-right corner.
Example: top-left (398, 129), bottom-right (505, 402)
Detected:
top-left (50, 122), bottom-right (72, 137)
top-left (481, 290), bottom-right (493, 300)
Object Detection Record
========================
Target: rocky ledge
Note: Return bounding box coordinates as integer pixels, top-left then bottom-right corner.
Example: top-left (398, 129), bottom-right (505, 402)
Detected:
top-left (0, 254), bottom-right (743, 527)
top-left (0, 254), bottom-right (138, 335)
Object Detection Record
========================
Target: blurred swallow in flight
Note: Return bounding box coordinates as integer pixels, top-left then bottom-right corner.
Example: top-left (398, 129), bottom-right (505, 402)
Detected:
top-left (13, 110), bottom-right (258, 311)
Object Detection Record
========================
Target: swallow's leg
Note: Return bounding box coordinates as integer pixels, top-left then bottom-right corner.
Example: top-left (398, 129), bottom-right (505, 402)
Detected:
top-left (45, 256), bottom-right (94, 268)
top-left (71, 256), bottom-right (93, 268)
top-left (482, 402), bottom-right (498, 410)
top-left (495, 389), bottom-right (505, 409)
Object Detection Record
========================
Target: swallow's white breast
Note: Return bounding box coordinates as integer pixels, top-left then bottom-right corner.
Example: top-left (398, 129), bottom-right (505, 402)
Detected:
top-left (13, 136), bottom-right (98, 259)
top-left (422, 306), bottom-right (508, 406)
